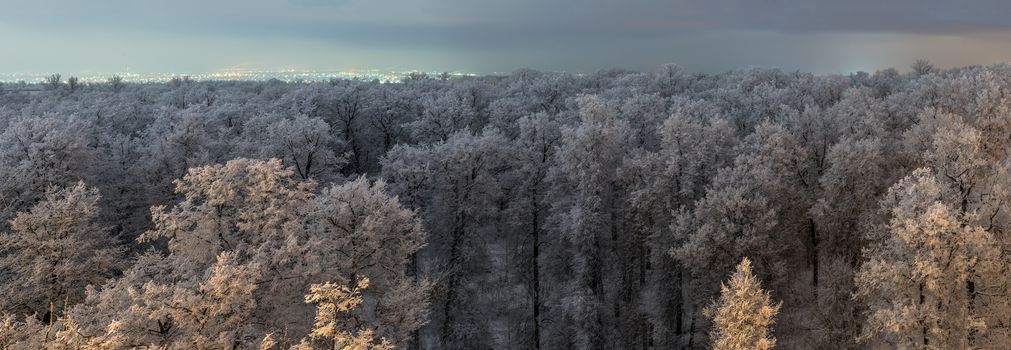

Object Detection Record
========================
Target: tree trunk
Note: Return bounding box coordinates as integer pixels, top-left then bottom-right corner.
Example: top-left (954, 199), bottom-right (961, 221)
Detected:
top-left (531, 189), bottom-right (542, 350)
top-left (809, 218), bottom-right (819, 300)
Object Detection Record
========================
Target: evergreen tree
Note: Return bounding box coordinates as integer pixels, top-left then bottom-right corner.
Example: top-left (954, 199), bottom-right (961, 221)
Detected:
top-left (705, 257), bottom-right (781, 350)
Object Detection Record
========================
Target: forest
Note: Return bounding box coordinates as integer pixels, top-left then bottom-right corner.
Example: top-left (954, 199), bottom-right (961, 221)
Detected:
top-left (0, 61), bottom-right (1008, 349)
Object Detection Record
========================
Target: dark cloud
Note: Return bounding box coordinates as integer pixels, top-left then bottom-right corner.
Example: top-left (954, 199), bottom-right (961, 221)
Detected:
top-left (2, 0), bottom-right (1011, 73)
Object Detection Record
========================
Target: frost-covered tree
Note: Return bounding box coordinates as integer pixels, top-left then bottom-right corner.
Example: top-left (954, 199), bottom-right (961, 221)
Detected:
top-left (675, 121), bottom-right (808, 283)
top-left (9, 62), bottom-right (1011, 350)
top-left (652, 63), bottom-right (690, 98)
top-left (59, 158), bottom-right (430, 347)
top-left (133, 108), bottom-right (216, 207)
top-left (855, 169), bottom-right (1008, 348)
top-left (303, 177), bottom-right (431, 346)
top-left (258, 114), bottom-right (347, 181)
top-left (60, 251), bottom-right (261, 349)
top-left (0, 312), bottom-right (127, 350)
top-left (66, 77), bottom-right (80, 92)
top-left (911, 59), bottom-right (935, 77)
top-left (296, 82), bottom-right (371, 173)
top-left (673, 119), bottom-right (821, 347)
top-left (121, 252), bottom-right (262, 348)
top-left (551, 95), bottom-right (639, 349)
top-left (139, 158), bottom-right (311, 273)
top-left (512, 113), bottom-right (562, 349)
top-left (0, 113), bottom-right (96, 228)
top-left (705, 258), bottom-right (781, 350)
top-left (364, 88), bottom-right (413, 157)
top-left (108, 75), bottom-right (125, 92)
top-left (382, 129), bottom-right (519, 349)
top-left (622, 99), bottom-right (737, 348)
top-left (0, 182), bottom-right (122, 318)
top-left (410, 92), bottom-right (478, 143)
top-left (293, 278), bottom-right (394, 350)
top-left (43, 74), bottom-right (61, 90)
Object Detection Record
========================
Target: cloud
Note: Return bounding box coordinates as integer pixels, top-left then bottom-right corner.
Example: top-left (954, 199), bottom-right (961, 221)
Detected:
top-left (8, 0), bottom-right (1011, 42)
top-left (2, 0), bottom-right (1011, 73)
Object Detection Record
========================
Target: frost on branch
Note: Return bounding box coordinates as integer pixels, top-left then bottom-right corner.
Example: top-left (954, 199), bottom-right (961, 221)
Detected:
top-left (704, 257), bottom-right (781, 350)
top-left (0, 181), bottom-right (123, 318)
top-left (855, 169), bottom-right (1005, 348)
top-left (295, 278), bottom-right (394, 350)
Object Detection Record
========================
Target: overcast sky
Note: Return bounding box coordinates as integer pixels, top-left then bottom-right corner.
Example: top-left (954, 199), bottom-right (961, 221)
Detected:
top-left (3, 0), bottom-right (1011, 74)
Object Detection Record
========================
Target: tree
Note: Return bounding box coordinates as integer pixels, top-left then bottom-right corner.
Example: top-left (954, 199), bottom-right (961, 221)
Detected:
top-left (674, 122), bottom-right (808, 287)
top-left (67, 77), bottom-right (80, 92)
top-left (364, 88), bottom-right (412, 157)
top-left (136, 158), bottom-right (328, 336)
top-left (67, 159), bottom-right (430, 347)
top-left (403, 72), bottom-right (430, 82)
top-left (139, 158), bottom-right (311, 273)
top-left (381, 130), bottom-right (518, 349)
top-left (0, 182), bottom-right (123, 318)
top-left (705, 257), bottom-right (781, 350)
top-left (121, 251), bottom-right (263, 348)
top-left (807, 137), bottom-right (891, 348)
top-left (673, 120), bottom-right (817, 347)
top-left (911, 59), bottom-right (935, 77)
top-left (0, 312), bottom-right (126, 349)
top-left (513, 113), bottom-right (562, 349)
top-left (10, 57), bottom-right (1011, 350)
top-left (108, 75), bottom-right (124, 92)
top-left (133, 109), bottom-right (215, 206)
top-left (303, 177), bottom-right (431, 346)
top-left (294, 278), bottom-right (394, 350)
top-left (551, 95), bottom-right (638, 349)
top-left (55, 251), bottom-right (262, 349)
top-left (855, 169), bottom-right (1007, 348)
top-left (621, 100), bottom-right (737, 348)
top-left (410, 92), bottom-right (478, 143)
top-left (653, 63), bottom-right (689, 98)
top-left (299, 82), bottom-right (371, 173)
top-left (263, 114), bottom-right (346, 181)
top-left (0, 113), bottom-right (96, 228)
top-left (43, 74), bottom-right (61, 90)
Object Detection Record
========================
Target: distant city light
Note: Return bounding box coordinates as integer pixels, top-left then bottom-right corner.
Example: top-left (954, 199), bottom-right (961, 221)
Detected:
top-left (0, 69), bottom-right (475, 84)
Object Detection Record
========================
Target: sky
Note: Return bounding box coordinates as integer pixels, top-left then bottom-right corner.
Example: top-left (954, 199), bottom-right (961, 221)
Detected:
top-left (3, 0), bottom-right (1011, 75)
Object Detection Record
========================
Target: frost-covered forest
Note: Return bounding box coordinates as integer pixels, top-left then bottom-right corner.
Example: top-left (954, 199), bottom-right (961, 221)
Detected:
top-left (2, 61), bottom-right (1011, 349)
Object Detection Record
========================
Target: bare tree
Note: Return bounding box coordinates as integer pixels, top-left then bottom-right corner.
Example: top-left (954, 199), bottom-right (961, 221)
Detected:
top-left (67, 76), bottom-right (80, 92)
top-left (910, 59), bottom-right (934, 76)
top-left (108, 75), bottom-right (125, 92)
top-left (403, 71), bottom-right (429, 82)
top-left (43, 73), bottom-right (61, 90)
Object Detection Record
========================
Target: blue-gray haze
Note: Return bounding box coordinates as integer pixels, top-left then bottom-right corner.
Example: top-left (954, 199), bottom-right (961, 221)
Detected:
top-left (3, 0), bottom-right (1011, 74)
